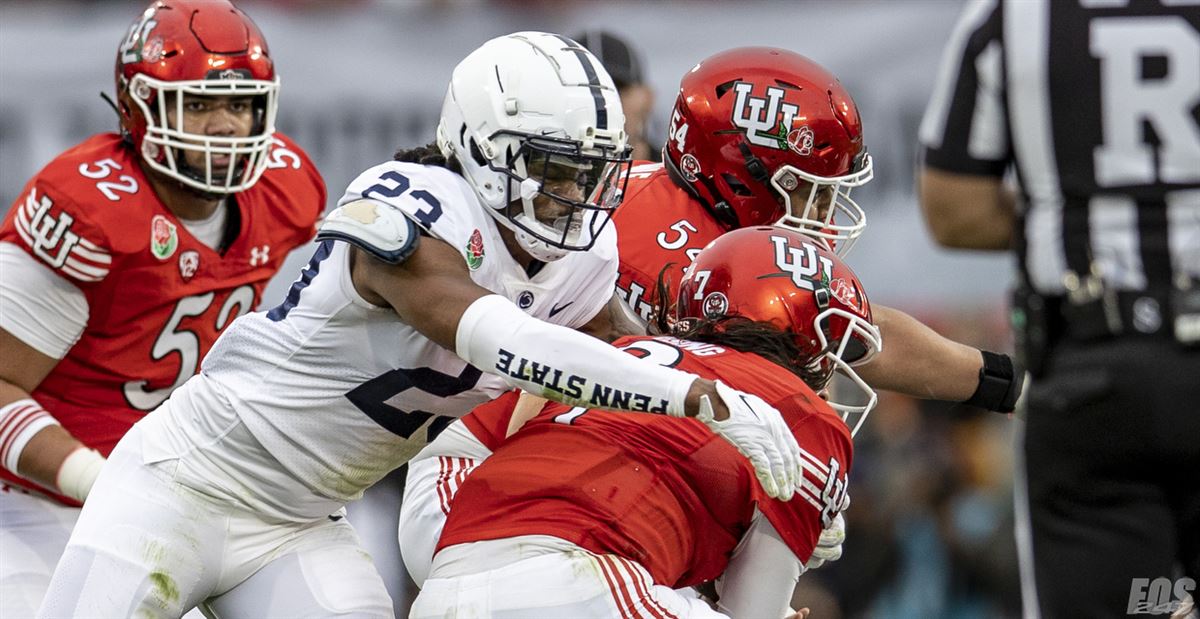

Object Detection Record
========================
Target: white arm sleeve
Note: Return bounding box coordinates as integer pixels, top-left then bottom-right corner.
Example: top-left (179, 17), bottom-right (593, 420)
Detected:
top-left (716, 509), bottom-right (804, 619)
top-left (455, 294), bottom-right (695, 416)
top-left (0, 242), bottom-right (88, 358)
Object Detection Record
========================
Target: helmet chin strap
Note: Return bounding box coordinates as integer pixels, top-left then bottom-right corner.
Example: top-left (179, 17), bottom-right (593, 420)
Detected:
top-left (663, 154), bottom-right (740, 229)
top-left (514, 228), bottom-right (570, 262)
top-left (511, 177), bottom-right (575, 262)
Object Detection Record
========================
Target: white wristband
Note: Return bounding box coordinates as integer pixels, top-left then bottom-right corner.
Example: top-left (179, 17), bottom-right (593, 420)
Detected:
top-left (455, 294), bottom-right (696, 416)
top-left (56, 446), bottom-right (105, 503)
top-left (0, 398), bottom-right (60, 473)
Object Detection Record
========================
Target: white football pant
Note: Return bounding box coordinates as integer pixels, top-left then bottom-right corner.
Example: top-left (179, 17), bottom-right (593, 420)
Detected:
top-left (411, 535), bottom-right (728, 619)
top-left (36, 423), bottom-right (394, 619)
top-left (1, 480), bottom-right (209, 619)
top-left (398, 420), bottom-right (488, 587)
top-left (0, 486), bottom-right (78, 619)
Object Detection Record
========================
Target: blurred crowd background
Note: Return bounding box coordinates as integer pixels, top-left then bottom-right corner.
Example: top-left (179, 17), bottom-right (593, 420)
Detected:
top-left (0, 1), bottom-right (1021, 617)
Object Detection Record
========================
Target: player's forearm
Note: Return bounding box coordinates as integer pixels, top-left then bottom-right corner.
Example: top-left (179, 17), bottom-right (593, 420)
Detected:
top-left (716, 513), bottom-right (802, 619)
top-left (456, 294), bottom-right (719, 418)
top-left (15, 424), bottom-right (86, 489)
top-left (857, 305), bottom-right (981, 401)
top-left (1, 381), bottom-right (63, 485)
top-left (1, 380), bottom-right (105, 502)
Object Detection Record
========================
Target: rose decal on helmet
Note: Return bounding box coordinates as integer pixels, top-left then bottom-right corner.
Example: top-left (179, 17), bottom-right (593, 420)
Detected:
top-left (829, 277), bottom-right (862, 314)
top-left (787, 125), bottom-right (814, 157)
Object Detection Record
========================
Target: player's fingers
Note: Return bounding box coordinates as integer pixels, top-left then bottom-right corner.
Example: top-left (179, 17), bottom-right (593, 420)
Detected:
top-left (697, 394), bottom-right (715, 424)
top-left (754, 456), bottom-right (780, 498)
top-left (506, 391), bottom-right (549, 438)
top-left (778, 422), bottom-right (802, 500)
top-left (773, 448), bottom-right (794, 502)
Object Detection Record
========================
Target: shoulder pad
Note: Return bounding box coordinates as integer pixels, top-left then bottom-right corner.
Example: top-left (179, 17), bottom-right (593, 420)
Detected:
top-left (316, 199), bottom-right (419, 264)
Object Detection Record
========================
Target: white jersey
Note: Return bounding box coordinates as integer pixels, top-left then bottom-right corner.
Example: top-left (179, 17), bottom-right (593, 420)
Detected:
top-left (163, 161), bottom-right (617, 517)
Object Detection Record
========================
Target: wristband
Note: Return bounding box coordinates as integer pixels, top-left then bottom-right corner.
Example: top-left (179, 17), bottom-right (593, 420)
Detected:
top-left (56, 446), bottom-right (106, 503)
top-left (964, 351), bottom-right (1023, 413)
top-left (0, 398), bottom-right (60, 473)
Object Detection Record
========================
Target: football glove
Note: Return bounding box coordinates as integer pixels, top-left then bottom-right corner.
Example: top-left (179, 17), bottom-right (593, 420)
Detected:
top-left (805, 512), bottom-right (846, 570)
top-left (696, 380), bottom-right (801, 501)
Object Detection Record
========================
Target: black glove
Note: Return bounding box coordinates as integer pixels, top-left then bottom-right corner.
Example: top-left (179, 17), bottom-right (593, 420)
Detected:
top-left (963, 351), bottom-right (1024, 413)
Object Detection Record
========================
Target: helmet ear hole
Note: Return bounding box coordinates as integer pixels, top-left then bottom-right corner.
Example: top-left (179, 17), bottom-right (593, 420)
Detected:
top-left (722, 174), bottom-right (754, 197)
top-left (468, 138), bottom-right (488, 167)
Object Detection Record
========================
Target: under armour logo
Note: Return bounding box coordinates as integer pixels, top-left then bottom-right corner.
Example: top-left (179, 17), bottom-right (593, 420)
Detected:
top-left (26, 190), bottom-right (80, 269)
top-left (731, 82), bottom-right (799, 150)
top-left (250, 245), bottom-right (270, 266)
top-left (771, 235), bottom-right (833, 291)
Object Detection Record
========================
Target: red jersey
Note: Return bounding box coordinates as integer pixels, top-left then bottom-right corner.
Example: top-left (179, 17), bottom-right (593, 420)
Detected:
top-left (0, 133), bottom-right (323, 498)
top-left (448, 335), bottom-right (852, 589)
top-left (612, 162), bottom-right (726, 322)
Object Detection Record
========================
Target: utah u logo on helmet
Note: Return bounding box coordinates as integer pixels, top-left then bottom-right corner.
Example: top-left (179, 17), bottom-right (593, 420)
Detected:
top-left (730, 82), bottom-right (799, 150)
top-left (771, 234), bottom-right (833, 291)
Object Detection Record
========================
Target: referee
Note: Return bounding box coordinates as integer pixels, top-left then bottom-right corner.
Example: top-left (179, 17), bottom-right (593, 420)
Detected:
top-left (917, 1), bottom-right (1199, 617)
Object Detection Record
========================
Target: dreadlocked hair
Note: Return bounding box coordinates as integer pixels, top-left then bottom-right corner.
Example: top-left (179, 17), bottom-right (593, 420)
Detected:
top-left (393, 141), bottom-right (463, 174)
top-left (677, 316), bottom-right (833, 391)
top-left (650, 263), bottom-right (680, 336)
top-left (650, 264), bottom-right (834, 392)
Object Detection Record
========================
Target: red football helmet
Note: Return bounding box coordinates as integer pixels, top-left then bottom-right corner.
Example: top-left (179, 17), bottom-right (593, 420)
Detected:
top-left (664, 47), bottom-right (872, 255)
top-left (115, 0), bottom-right (279, 194)
top-left (676, 227), bottom-right (882, 436)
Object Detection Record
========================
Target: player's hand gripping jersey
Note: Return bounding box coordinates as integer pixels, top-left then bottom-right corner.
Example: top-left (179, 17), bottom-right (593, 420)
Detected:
top-left (165, 161), bottom-right (618, 519)
top-left (613, 162), bottom-right (726, 323)
top-left (0, 133), bottom-right (323, 500)
top-left (440, 334), bottom-right (852, 589)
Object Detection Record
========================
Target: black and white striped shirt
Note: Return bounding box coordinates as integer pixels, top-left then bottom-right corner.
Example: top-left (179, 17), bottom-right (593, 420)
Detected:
top-left (920, 0), bottom-right (1199, 298)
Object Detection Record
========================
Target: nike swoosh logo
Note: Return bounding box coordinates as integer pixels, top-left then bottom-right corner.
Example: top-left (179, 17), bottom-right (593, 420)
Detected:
top-left (739, 394), bottom-right (761, 422)
top-left (549, 302), bottom-right (574, 318)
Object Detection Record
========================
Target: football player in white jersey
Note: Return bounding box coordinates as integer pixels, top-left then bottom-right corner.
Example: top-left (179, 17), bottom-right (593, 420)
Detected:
top-left (37, 32), bottom-right (806, 619)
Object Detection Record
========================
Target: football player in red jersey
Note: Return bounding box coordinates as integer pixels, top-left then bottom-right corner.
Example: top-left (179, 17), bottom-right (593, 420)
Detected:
top-left (410, 227), bottom-right (879, 618)
top-left (611, 47), bottom-right (1022, 415)
top-left (0, 1), bottom-right (323, 614)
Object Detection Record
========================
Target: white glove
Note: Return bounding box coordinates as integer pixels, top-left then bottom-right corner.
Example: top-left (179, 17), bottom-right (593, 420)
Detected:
top-left (695, 380), bottom-right (801, 501)
top-left (805, 512), bottom-right (846, 569)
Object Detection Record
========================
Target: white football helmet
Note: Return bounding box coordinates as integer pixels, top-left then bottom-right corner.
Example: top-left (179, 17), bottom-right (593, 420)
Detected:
top-left (437, 32), bottom-right (631, 261)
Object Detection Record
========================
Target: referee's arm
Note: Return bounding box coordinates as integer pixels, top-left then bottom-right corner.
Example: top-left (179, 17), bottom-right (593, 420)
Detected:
top-left (918, 169), bottom-right (1014, 250)
top-left (917, 0), bottom-right (1015, 251)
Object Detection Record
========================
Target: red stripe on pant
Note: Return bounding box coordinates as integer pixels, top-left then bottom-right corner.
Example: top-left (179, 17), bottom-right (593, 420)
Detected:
top-left (595, 553), bottom-right (640, 618)
top-left (616, 555), bottom-right (680, 619)
top-left (601, 554), bottom-right (670, 619)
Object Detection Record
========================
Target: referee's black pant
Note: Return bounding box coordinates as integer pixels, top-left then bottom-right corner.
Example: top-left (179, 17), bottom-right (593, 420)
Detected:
top-left (1019, 336), bottom-right (1200, 618)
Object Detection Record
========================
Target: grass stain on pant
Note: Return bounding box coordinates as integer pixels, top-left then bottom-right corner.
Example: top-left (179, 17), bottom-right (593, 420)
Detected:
top-left (150, 571), bottom-right (180, 605)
